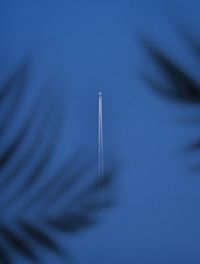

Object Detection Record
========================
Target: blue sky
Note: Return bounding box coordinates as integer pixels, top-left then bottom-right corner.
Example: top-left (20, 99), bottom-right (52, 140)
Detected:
top-left (2, 0), bottom-right (200, 263)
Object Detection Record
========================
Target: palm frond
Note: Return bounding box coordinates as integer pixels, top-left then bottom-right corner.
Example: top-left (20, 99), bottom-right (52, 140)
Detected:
top-left (140, 35), bottom-right (200, 168)
top-left (0, 56), bottom-right (116, 263)
top-left (141, 38), bottom-right (200, 103)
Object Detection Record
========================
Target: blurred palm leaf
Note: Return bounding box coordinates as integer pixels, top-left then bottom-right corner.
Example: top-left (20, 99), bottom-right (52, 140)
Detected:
top-left (0, 56), bottom-right (116, 263)
top-left (141, 38), bottom-right (200, 103)
top-left (140, 36), bottom-right (200, 169)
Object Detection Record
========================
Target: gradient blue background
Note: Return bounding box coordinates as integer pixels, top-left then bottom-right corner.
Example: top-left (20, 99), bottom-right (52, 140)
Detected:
top-left (1, 0), bottom-right (200, 263)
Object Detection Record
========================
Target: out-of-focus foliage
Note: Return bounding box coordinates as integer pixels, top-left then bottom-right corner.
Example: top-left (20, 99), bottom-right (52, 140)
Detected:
top-left (0, 56), bottom-right (116, 263)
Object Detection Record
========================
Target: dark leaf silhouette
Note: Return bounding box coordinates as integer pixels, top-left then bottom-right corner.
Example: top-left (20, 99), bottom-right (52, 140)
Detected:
top-left (0, 56), bottom-right (116, 263)
top-left (0, 245), bottom-right (11, 264)
top-left (141, 38), bottom-right (200, 103)
top-left (0, 225), bottom-right (38, 262)
top-left (140, 35), bottom-right (200, 169)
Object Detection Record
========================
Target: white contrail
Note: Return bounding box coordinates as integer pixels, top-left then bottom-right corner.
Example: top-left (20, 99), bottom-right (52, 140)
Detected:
top-left (98, 91), bottom-right (104, 201)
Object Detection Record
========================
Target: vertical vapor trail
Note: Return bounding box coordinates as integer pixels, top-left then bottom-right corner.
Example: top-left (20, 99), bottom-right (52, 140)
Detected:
top-left (98, 91), bottom-right (104, 201)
